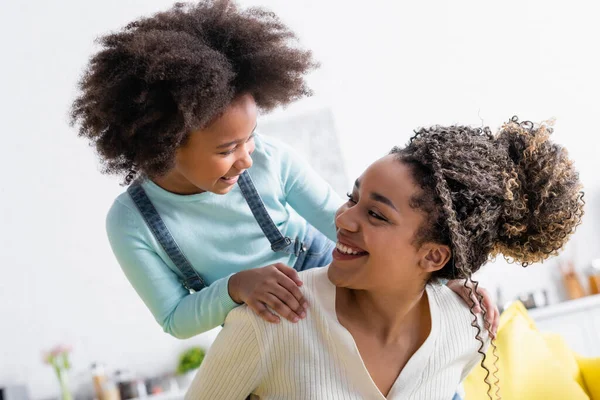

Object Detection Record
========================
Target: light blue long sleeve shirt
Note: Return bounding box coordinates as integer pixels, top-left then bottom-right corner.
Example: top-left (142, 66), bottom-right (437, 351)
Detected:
top-left (106, 134), bottom-right (343, 339)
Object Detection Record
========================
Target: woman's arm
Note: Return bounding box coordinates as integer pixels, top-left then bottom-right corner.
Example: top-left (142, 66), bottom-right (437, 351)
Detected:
top-left (185, 308), bottom-right (263, 399)
top-left (106, 200), bottom-right (239, 338)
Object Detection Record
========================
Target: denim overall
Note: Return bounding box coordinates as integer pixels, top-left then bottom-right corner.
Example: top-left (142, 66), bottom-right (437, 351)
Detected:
top-left (127, 170), bottom-right (334, 292)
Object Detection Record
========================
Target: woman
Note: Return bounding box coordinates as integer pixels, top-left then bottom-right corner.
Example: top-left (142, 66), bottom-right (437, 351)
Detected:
top-left (186, 118), bottom-right (584, 400)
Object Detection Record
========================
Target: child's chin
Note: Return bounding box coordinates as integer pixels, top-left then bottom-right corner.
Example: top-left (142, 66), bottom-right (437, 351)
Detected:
top-left (212, 184), bottom-right (235, 195)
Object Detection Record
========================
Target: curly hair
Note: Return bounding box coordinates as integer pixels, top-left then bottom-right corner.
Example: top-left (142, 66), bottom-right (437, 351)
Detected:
top-left (392, 116), bottom-right (585, 399)
top-left (70, 0), bottom-right (317, 183)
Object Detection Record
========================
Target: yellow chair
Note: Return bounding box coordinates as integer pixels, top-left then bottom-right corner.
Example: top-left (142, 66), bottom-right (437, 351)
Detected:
top-left (463, 301), bottom-right (600, 400)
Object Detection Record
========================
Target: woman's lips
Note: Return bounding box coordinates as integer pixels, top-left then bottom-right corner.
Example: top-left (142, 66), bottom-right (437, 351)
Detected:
top-left (332, 240), bottom-right (368, 261)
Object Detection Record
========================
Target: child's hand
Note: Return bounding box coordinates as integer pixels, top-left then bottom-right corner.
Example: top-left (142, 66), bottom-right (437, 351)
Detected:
top-left (446, 279), bottom-right (499, 338)
top-left (228, 263), bottom-right (308, 324)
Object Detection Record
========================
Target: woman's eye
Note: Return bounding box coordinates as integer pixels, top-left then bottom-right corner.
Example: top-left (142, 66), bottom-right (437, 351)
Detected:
top-left (346, 193), bottom-right (357, 204)
top-left (368, 210), bottom-right (387, 221)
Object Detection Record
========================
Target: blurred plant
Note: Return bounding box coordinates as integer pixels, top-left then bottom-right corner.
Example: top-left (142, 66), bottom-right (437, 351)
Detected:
top-left (43, 344), bottom-right (73, 400)
top-left (176, 347), bottom-right (205, 375)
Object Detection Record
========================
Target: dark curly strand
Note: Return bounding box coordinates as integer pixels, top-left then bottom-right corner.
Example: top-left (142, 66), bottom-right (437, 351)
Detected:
top-left (391, 117), bottom-right (584, 400)
top-left (70, 0), bottom-right (317, 184)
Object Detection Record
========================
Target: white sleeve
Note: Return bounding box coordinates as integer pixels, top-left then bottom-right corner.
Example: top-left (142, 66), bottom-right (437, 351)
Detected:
top-left (460, 318), bottom-right (490, 382)
top-left (460, 350), bottom-right (484, 382)
top-left (185, 309), bottom-right (263, 400)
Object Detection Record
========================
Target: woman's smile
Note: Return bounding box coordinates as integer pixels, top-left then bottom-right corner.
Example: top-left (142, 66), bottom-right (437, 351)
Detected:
top-left (333, 237), bottom-right (369, 261)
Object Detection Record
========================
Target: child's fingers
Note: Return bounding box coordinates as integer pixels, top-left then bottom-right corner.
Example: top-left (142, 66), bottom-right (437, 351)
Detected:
top-left (480, 290), bottom-right (500, 337)
top-left (273, 263), bottom-right (303, 286)
top-left (490, 307), bottom-right (499, 339)
top-left (471, 291), bottom-right (482, 314)
top-left (262, 293), bottom-right (302, 323)
top-left (248, 300), bottom-right (280, 324)
top-left (276, 272), bottom-right (309, 310)
top-left (464, 283), bottom-right (482, 313)
top-left (270, 285), bottom-right (306, 320)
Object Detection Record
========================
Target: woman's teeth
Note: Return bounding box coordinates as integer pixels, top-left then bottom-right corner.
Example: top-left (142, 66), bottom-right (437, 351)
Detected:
top-left (335, 242), bottom-right (366, 255)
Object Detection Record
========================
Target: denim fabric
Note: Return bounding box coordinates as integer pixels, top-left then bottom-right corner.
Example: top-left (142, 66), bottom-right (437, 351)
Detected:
top-left (293, 224), bottom-right (334, 272)
top-left (238, 171), bottom-right (298, 255)
top-left (128, 170), bottom-right (320, 292)
top-left (237, 170), bottom-right (301, 255)
top-left (128, 181), bottom-right (206, 291)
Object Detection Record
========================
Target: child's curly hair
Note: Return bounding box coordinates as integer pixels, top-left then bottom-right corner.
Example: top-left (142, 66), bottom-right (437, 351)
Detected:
top-left (392, 117), bottom-right (584, 399)
top-left (70, 0), bottom-right (317, 183)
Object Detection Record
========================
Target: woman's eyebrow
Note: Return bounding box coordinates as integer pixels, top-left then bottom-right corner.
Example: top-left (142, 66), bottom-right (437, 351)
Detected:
top-left (356, 179), bottom-right (398, 211)
top-left (370, 192), bottom-right (397, 211)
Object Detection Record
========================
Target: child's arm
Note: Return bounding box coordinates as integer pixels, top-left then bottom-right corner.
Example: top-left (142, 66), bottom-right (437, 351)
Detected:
top-left (278, 142), bottom-right (344, 242)
top-left (107, 200), bottom-right (309, 336)
top-left (185, 308), bottom-right (262, 399)
top-left (107, 200), bottom-right (238, 338)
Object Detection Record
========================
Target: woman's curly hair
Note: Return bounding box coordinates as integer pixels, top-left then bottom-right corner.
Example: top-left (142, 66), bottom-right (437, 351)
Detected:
top-left (392, 116), bottom-right (584, 399)
top-left (70, 0), bottom-right (317, 184)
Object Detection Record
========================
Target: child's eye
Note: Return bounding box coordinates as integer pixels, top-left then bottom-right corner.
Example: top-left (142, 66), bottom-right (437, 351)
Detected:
top-left (219, 148), bottom-right (236, 156)
top-left (219, 134), bottom-right (255, 156)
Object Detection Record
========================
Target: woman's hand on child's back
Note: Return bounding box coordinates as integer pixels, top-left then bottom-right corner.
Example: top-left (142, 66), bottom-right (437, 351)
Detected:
top-left (228, 263), bottom-right (309, 324)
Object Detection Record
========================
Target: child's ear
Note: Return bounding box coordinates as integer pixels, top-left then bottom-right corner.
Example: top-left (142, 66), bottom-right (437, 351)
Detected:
top-left (419, 244), bottom-right (451, 273)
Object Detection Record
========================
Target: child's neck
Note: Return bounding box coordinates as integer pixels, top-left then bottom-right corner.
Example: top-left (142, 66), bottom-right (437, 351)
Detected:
top-left (152, 171), bottom-right (206, 195)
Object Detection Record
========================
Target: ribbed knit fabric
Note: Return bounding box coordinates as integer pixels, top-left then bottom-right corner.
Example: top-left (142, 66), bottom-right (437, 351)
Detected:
top-left (186, 266), bottom-right (487, 400)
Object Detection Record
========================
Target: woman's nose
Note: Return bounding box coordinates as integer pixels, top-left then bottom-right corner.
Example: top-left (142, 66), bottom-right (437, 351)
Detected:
top-left (335, 205), bottom-right (360, 233)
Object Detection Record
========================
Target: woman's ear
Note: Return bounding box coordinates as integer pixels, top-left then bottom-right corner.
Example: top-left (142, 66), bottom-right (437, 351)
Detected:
top-left (419, 244), bottom-right (451, 273)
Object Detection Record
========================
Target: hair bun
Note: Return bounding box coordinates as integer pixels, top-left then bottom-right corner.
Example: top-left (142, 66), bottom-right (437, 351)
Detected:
top-left (492, 117), bottom-right (584, 266)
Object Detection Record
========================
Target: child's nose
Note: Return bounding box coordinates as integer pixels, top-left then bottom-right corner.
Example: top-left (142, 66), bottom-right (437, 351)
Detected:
top-left (235, 150), bottom-right (253, 170)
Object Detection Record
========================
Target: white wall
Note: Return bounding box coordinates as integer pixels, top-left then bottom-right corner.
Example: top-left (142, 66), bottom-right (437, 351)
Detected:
top-left (1, 0), bottom-right (599, 398)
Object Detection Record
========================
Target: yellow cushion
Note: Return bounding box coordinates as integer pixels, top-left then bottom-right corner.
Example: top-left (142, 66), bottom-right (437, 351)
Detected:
top-left (577, 355), bottom-right (600, 399)
top-left (464, 301), bottom-right (590, 400)
top-left (542, 332), bottom-right (587, 391)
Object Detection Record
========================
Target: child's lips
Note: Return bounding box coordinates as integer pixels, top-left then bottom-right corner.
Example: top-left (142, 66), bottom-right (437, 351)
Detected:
top-left (220, 175), bottom-right (240, 184)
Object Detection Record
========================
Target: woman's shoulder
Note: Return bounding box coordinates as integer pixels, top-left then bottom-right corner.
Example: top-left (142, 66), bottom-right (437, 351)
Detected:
top-left (428, 284), bottom-right (477, 318)
top-left (298, 265), bottom-right (329, 288)
top-left (225, 266), bottom-right (332, 333)
top-left (428, 284), bottom-right (490, 346)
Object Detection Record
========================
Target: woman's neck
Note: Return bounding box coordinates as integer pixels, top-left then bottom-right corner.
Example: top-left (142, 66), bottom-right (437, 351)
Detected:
top-left (336, 284), bottom-right (430, 343)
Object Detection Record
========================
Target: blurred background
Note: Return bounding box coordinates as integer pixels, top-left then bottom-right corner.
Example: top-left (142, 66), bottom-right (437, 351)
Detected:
top-left (1, 0), bottom-right (599, 398)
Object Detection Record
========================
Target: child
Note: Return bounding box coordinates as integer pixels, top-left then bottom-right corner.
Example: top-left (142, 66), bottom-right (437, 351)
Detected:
top-left (71, 0), bottom-right (496, 339)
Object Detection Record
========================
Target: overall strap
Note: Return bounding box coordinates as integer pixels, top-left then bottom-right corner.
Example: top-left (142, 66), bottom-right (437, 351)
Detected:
top-left (237, 171), bottom-right (304, 256)
top-left (127, 181), bottom-right (207, 292)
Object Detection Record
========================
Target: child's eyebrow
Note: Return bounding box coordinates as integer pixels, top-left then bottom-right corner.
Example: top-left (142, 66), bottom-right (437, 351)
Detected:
top-left (216, 125), bottom-right (257, 149)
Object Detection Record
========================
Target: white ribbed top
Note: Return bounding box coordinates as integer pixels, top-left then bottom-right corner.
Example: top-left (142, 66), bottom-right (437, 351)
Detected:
top-left (185, 266), bottom-right (486, 400)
